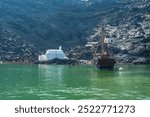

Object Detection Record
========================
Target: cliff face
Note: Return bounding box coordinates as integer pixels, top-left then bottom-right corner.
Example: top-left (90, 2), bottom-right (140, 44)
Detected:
top-left (0, 0), bottom-right (149, 63)
top-left (66, 0), bottom-right (150, 64)
top-left (87, 0), bottom-right (150, 63)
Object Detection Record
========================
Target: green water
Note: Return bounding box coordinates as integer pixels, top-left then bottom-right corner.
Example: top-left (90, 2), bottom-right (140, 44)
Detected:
top-left (0, 64), bottom-right (150, 100)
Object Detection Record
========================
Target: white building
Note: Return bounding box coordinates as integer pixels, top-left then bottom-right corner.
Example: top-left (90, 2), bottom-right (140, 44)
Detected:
top-left (85, 42), bottom-right (98, 47)
top-left (38, 46), bottom-right (68, 62)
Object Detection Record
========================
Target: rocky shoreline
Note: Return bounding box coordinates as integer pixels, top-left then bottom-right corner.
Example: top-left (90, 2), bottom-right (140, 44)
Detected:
top-left (66, 45), bottom-right (150, 65)
top-left (0, 43), bottom-right (150, 65)
top-left (34, 58), bottom-right (79, 65)
top-left (1, 57), bottom-right (150, 65)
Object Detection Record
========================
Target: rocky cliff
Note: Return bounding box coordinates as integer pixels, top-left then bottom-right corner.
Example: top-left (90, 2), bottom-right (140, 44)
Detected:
top-left (67, 0), bottom-right (150, 64)
top-left (0, 0), bottom-right (149, 63)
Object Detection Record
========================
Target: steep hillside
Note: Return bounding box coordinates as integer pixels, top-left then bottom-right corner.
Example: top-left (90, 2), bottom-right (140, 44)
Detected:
top-left (88, 0), bottom-right (150, 63)
top-left (0, 0), bottom-right (118, 62)
top-left (0, 0), bottom-right (149, 63)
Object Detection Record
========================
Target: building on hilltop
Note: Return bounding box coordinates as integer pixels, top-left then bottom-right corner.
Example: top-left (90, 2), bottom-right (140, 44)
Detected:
top-left (38, 46), bottom-right (68, 62)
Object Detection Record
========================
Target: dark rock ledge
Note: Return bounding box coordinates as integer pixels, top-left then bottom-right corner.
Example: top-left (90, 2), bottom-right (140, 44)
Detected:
top-left (34, 58), bottom-right (79, 65)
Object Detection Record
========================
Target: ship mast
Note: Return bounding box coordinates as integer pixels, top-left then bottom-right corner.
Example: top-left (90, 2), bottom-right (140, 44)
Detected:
top-left (94, 24), bottom-right (110, 58)
top-left (101, 25), bottom-right (107, 55)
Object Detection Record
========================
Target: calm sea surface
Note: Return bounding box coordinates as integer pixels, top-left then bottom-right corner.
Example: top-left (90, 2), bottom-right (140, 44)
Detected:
top-left (0, 64), bottom-right (150, 100)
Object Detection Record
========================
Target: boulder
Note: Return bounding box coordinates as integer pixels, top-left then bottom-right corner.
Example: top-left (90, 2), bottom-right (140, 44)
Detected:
top-left (132, 58), bottom-right (146, 64)
top-left (146, 45), bottom-right (150, 51)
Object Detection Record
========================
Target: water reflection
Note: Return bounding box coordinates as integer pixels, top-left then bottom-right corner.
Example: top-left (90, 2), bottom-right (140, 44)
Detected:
top-left (38, 65), bottom-right (92, 99)
top-left (38, 64), bottom-right (64, 80)
top-left (38, 65), bottom-right (91, 88)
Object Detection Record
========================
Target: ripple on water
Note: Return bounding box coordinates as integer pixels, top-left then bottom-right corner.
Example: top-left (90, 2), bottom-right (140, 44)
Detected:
top-left (1, 64), bottom-right (150, 99)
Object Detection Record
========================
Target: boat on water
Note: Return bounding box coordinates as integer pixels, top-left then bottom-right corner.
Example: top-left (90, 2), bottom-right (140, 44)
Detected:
top-left (93, 26), bottom-right (115, 69)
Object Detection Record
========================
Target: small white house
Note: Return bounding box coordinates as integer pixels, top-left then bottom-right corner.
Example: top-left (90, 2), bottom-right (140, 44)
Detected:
top-left (38, 46), bottom-right (68, 62)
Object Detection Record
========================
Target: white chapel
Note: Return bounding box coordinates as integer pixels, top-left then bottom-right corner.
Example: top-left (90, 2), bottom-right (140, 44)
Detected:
top-left (38, 46), bottom-right (68, 62)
